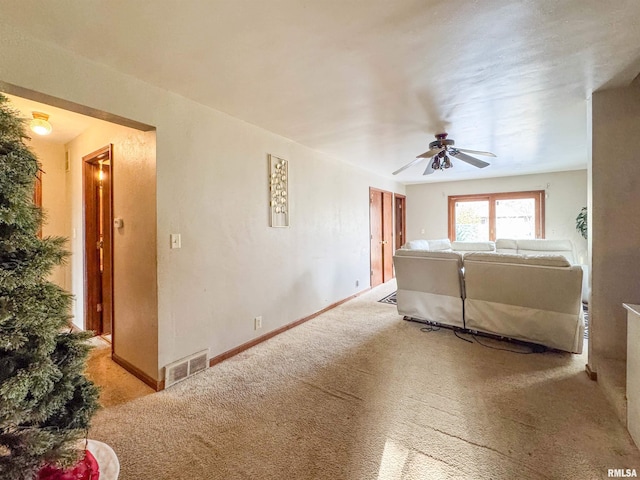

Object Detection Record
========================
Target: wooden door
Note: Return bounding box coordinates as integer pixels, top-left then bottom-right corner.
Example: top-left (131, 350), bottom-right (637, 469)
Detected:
top-left (394, 194), bottom-right (406, 250)
top-left (83, 145), bottom-right (113, 337)
top-left (370, 189), bottom-right (383, 287)
top-left (370, 188), bottom-right (394, 287)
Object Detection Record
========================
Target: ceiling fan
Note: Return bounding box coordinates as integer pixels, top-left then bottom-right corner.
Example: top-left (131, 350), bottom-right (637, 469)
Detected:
top-left (393, 133), bottom-right (496, 176)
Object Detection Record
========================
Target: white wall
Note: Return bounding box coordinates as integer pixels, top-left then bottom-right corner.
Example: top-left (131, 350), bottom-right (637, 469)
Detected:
top-left (405, 170), bottom-right (588, 260)
top-left (0, 25), bottom-right (404, 381)
top-left (155, 97), bottom-right (403, 374)
top-left (28, 138), bottom-right (69, 289)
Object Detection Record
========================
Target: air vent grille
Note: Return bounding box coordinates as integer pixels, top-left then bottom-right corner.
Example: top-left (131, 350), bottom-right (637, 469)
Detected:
top-left (189, 354), bottom-right (207, 374)
top-left (164, 350), bottom-right (209, 388)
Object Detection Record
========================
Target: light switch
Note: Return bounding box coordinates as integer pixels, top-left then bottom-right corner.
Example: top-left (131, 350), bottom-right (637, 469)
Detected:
top-left (170, 233), bottom-right (181, 249)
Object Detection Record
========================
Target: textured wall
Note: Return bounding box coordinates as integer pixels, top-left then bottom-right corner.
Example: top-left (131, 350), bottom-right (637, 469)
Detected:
top-left (591, 84), bottom-right (640, 364)
top-left (0, 25), bottom-right (404, 381)
top-left (153, 98), bottom-right (404, 374)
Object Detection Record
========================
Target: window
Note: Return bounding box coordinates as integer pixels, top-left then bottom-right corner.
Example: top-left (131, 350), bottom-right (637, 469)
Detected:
top-left (448, 190), bottom-right (545, 241)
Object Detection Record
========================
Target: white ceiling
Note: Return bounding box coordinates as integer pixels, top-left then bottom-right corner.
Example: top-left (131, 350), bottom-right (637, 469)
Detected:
top-left (1, 0), bottom-right (639, 183)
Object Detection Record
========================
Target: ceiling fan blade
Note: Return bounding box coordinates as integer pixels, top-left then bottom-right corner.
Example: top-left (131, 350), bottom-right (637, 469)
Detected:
top-left (454, 147), bottom-right (496, 157)
top-left (392, 157), bottom-right (424, 175)
top-left (450, 151), bottom-right (490, 168)
top-left (423, 160), bottom-right (435, 175)
top-left (417, 147), bottom-right (444, 158)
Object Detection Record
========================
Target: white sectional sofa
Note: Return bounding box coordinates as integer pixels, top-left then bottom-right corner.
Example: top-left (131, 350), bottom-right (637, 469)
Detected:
top-left (393, 250), bottom-right (465, 328)
top-left (402, 238), bottom-right (496, 253)
top-left (495, 238), bottom-right (589, 303)
top-left (393, 238), bottom-right (585, 353)
top-left (463, 253), bottom-right (584, 353)
top-left (495, 238), bottom-right (577, 261)
top-left (403, 237), bottom-right (589, 303)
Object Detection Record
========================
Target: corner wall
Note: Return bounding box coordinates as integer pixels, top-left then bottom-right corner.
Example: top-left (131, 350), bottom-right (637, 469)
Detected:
top-left (590, 83), bottom-right (640, 372)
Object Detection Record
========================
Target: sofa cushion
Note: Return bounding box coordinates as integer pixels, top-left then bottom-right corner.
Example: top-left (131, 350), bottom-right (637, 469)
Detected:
top-left (515, 239), bottom-right (573, 252)
top-left (426, 238), bottom-right (452, 251)
top-left (463, 252), bottom-right (571, 268)
top-left (494, 238), bottom-right (576, 263)
top-left (451, 241), bottom-right (496, 252)
top-left (403, 239), bottom-right (430, 250)
top-left (395, 249), bottom-right (463, 261)
top-left (495, 238), bottom-right (518, 252)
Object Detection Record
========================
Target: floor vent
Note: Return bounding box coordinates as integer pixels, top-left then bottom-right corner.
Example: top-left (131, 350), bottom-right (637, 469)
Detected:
top-left (164, 350), bottom-right (209, 388)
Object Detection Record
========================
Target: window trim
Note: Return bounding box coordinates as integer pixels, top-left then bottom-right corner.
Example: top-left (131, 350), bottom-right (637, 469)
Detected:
top-left (448, 190), bottom-right (545, 241)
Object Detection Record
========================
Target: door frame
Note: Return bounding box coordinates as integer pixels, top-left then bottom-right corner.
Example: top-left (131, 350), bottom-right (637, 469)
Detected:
top-left (369, 187), bottom-right (394, 287)
top-left (394, 193), bottom-right (406, 250)
top-left (82, 145), bottom-right (114, 341)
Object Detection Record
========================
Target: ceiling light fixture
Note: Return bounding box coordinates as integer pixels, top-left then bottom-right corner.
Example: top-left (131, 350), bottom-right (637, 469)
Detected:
top-left (428, 133), bottom-right (456, 171)
top-left (393, 132), bottom-right (494, 176)
top-left (30, 112), bottom-right (52, 136)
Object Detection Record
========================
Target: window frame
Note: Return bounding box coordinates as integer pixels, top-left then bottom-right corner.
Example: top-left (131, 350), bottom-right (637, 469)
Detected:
top-left (448, 190), bottom-right (545, 241)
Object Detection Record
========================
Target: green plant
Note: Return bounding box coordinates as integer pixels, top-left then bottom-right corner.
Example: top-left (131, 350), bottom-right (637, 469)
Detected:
top-left (0, 94), bottom-right (99, 480)
top-left (576, 206), bottom-right (588, 240)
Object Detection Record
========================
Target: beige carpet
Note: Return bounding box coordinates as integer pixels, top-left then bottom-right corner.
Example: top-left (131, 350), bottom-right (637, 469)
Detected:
top-left (87, 281), bottom-right (640, 479)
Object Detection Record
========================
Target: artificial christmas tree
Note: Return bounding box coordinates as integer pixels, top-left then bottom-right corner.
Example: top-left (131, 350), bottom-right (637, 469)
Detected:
top-left (0, 94), bottom-right (100, 480)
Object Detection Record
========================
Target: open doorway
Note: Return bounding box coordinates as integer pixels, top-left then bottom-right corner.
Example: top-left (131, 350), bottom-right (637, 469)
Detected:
top-left (2, 87), bottom-right (159, 389)
top-left (83, 145), bottom-right (114, 341)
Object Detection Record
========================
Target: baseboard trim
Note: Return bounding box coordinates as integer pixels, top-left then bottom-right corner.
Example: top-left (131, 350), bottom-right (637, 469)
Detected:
top-left (112, 353), bottom-right (164, 391)
top-left (210, 287), bottom-right (371, 368)
top-left (585, 363), bottom-right (598, 381)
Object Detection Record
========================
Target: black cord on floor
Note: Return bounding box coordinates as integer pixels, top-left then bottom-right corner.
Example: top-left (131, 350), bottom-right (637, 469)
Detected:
top-left (470, 333), bottom-right (541, 354)
top-left (453, 329), bottom-right (473, 343)
top-left (420, 325), bottom-right (441, 333)
top-left (411, 316), bottom-right (545, 355)
top-left (448, 325), bottom-right (543, 354)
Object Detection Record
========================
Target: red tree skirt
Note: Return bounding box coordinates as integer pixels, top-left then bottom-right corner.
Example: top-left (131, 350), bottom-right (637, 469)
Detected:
top-left (38, 450), bottom-right (100, 480)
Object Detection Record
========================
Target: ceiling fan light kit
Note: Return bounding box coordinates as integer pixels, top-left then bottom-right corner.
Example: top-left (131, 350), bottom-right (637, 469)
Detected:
top-left (393, 132), bottom-right (495, 176)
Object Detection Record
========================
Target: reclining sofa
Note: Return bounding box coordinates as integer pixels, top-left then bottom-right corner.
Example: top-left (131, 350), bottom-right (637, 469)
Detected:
top-left (495, 238), bottom-right (589, 303)
top-left (463, 252), bottom-right (584, 353)
top-left (393, 243), bottom-right (585, 353)
top-left (401, 237), bottom-right (590, 303)
top-left (393, 250), bottom-right (465, 329)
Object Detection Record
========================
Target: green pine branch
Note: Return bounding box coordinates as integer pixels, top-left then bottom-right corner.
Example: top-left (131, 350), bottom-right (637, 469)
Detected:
top-left (0, 93), bottom-right (100, 480)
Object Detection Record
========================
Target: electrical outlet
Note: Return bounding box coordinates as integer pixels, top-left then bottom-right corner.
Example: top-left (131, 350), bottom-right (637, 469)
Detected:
top-left (254, 316), bottom-right (262, 330)
top-left (355, 280), bottom-right (359, 287)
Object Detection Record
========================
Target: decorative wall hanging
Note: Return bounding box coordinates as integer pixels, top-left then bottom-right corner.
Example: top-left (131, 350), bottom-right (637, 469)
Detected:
top-left (269, 154), bottom-right (289, 227)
